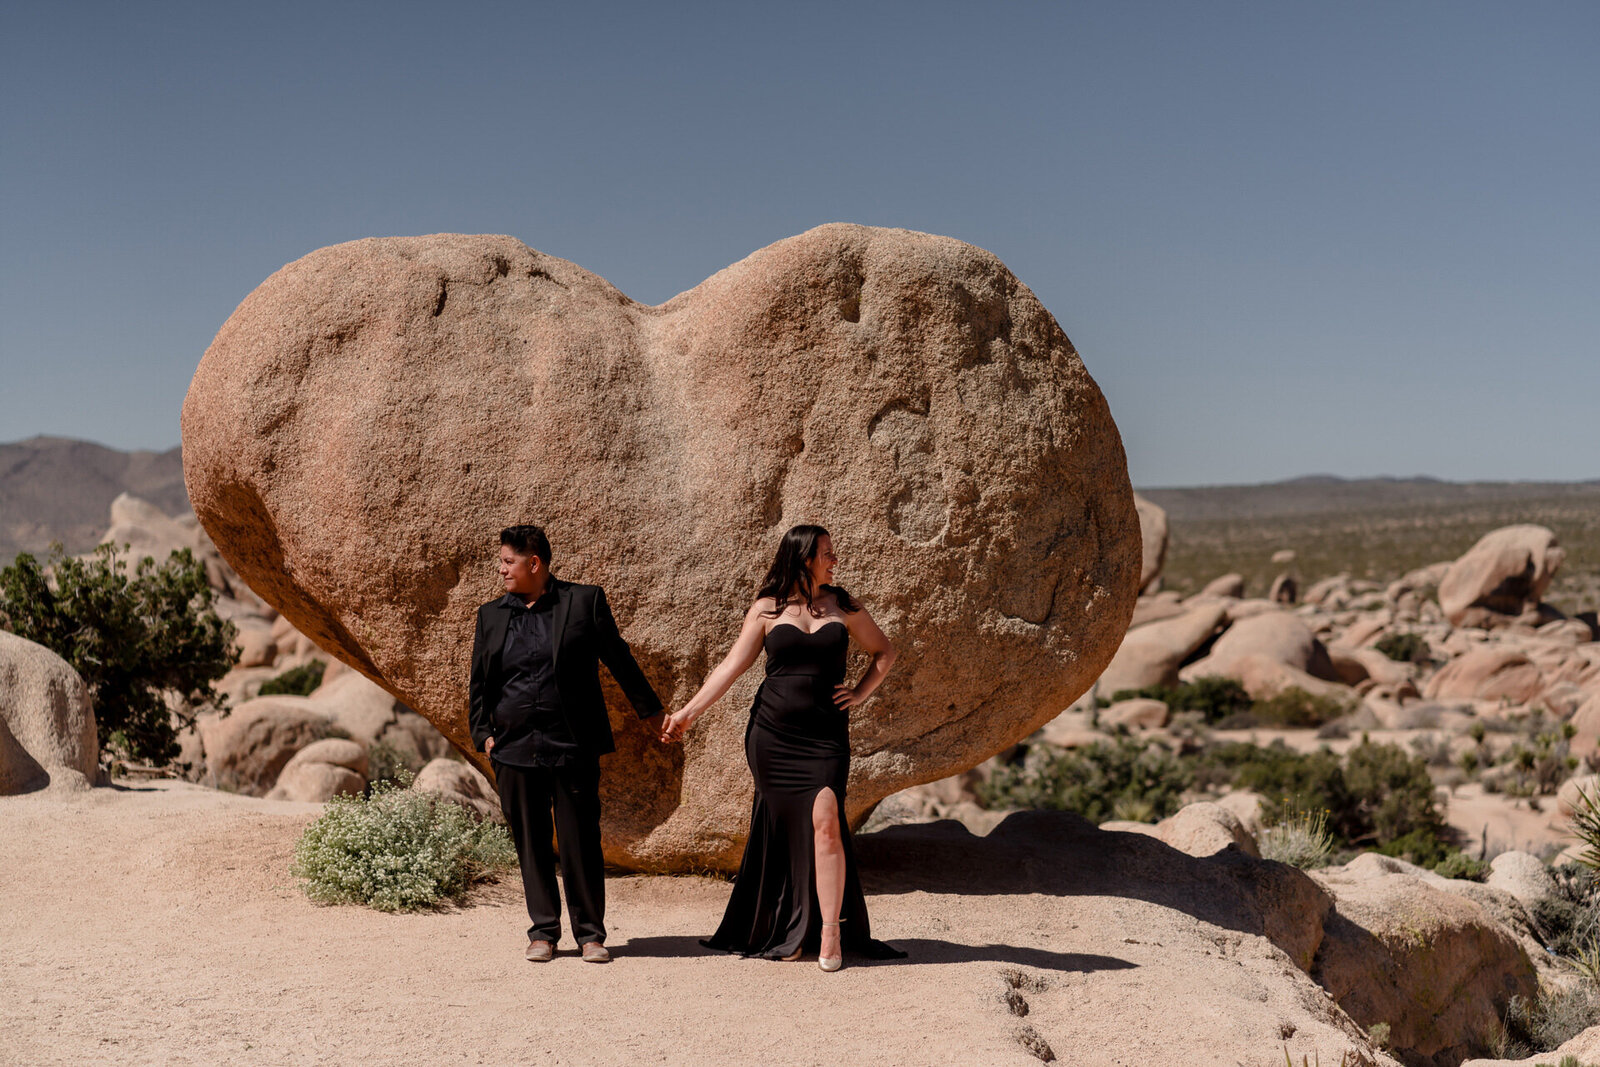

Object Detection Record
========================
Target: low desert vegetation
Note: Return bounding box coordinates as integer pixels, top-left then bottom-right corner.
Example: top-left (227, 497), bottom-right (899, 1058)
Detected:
top-left (291, 774), bottom-right (515, 911)
top-left (258, 659), bottom-right (326, 697)
top-left (1374, 631), bottom-right (1431, 665)
top-left (1110, 676), bottom-right (1252, 723)
top-left (980, 735), bottom-right (1462, 867)
top-left (0, 543), bottom-right (236, 768)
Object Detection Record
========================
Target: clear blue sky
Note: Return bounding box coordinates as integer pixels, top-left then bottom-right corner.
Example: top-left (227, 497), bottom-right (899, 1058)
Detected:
top-left (2, 1), bottom-right (1595, 487)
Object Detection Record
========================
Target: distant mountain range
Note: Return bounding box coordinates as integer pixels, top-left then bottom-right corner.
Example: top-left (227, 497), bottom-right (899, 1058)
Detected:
top-left (0, 436), bottom-right (188, 561)
top-left (1139, 475), bottom-right (1600, 523)
top-left (1, 435), bottom-right (1595, 563)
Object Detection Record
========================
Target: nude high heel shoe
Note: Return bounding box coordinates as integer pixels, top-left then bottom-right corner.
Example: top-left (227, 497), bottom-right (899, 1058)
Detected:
top-left (818, 921), bottom-right (843, 972)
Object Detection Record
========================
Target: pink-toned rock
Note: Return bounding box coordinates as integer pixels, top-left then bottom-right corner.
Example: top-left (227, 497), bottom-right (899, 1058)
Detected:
top-left (99, 493), bottom-right (244, 600)
top-left (1558, 773), bottom-right (1600, 819)
top-left (1099, 698), bottom-right (1169, 730)
top-left (1267, 572), bottom-right (1296, 605)
top-left (1311, 852), bottom-right (1537, 1065)
top-left (1126, 593), bottom-right (1187, 630)
top-left (1133, 493), bottom-right (1167, 594)
top-left (271, 763), bottom-right (364, 803)
top-left (1438, 525), bottom-right (1565, 627)
top-left (196, 698), bottom-right (332, 796)
top-left (1423, 647), bottom-right (1545, 704)
top-left (1462, 1025), bottom-right (1600, 1067)
top-left (1199, 573), bottom-right (1245, 598)
top-left (1155, 801), bottom-right (1258, 858)
top-left (1568, 696), bottom-right (1600, 766)
top-left (1214, 791), bottom-right (1265, 833)
top-left (1183, 652), bottom-right (1351, 702)
top-left (1303, 574), bottom-right (1352, 608)
top-left (413, 758), bottom-right (502, 821)
top-left (1096, 603), bottom-right (1228, 695)
top-left (232, 623), bottom-right (278, 669)
top-left (181, 225), bottom-right (1140, 872)
top-left (0, 631), bottom-right (99, 793)
top-left (1180, 611), bottom-right (1340, 685)
top-left (1333, 614), bottom-right (1390, 649)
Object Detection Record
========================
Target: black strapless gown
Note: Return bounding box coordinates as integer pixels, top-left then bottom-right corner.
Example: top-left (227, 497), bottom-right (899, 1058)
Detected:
top-left (703, 621), bottom-right (905, 961)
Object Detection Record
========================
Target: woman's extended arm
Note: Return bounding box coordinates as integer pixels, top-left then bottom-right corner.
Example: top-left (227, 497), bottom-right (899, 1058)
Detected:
top-left (834, 605), bottom-right (896, 709)
top-left (660, 601), bottom-right (770, 741)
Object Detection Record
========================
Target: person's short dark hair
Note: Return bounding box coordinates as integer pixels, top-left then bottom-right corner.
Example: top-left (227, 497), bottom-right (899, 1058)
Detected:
top-left (500, 525), bottom-right (552, 565)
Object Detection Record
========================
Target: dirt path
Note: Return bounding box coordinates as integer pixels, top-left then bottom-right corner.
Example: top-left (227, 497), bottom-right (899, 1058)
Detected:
top-left (2, 781), bottom-right (1381, 1067)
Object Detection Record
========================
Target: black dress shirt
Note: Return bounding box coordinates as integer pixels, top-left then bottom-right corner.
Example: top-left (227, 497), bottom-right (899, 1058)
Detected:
top-left (492, 590), bottom-right (586, 768)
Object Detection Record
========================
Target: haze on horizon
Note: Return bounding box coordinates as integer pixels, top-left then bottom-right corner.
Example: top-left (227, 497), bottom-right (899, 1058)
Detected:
top-left (2, 2), bottom-right (1595, 489)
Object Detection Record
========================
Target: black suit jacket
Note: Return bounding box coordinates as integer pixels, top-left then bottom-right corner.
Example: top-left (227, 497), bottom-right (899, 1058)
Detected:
top-left (469, 579), bottom-right (663, 757)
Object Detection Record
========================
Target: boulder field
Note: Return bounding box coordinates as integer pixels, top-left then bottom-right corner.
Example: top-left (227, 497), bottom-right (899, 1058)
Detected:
top-left (181, 224), bottom-right (1142, 870)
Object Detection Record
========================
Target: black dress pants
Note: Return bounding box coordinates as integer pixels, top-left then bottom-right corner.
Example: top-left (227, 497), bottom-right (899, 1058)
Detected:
top-left (493, 760), bottom-right (606, 945)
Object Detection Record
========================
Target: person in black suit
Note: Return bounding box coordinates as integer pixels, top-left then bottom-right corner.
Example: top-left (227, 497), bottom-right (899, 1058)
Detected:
top-left (469, 524), bottom-right (663, 963)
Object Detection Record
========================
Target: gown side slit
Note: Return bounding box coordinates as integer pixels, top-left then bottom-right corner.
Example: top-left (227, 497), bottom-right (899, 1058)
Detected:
top-left (702, 621), bottom-right (905, 961)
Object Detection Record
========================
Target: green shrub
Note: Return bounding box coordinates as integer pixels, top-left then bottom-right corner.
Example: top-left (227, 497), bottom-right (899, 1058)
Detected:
top-left (1212, 742), bottom-right (1349, 822)
top-left (1110, 676), bottom-right (1252, 723)
top-left (291, 779), bottom-right (516, 911)
top-left (1432, 850), bottom-right (1490, 881)
top-left (1346, 739), bottom-right (1451, 863)
top-left (1251, 687), bottom-right (1355, 728)
top-left (367, 737), bottom-right (423, 789)
top-left (0, 544), bottom-right (236, 768)
top-left (1500, 988), bottom-right (1600, 1059)
top-left (977, 738), bottom-right (1193, 824)
top-left (1258, 806), bottom-right (1333, 868)
top-left (1375, 631), bottom-right (1431, 664)
top-left (259, 660), bottom-right (327, 697)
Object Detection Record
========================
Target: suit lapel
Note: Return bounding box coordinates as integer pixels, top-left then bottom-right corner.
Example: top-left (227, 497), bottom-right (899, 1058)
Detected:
top-left (550, 580), bottom-right (572, 669)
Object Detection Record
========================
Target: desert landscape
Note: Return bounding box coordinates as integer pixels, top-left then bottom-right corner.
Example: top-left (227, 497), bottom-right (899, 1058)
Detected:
top-left (3, 9), bottom-right (1595, 1063)
top-left (5, 426), bottom-right (1600, 1066)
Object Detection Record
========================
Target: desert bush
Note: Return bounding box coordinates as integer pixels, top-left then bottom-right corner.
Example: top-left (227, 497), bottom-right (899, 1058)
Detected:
top-left (1251, 687), bottom-right (1355, 728)
top-left (0, 544), bottom-right (236, 768)
top-left (1498, 987), bottom-right (1600, 1059)
top-left (1111, 676), bottom-right (1252, 724)
top-left (291, 777), bottom-right (516, 911)
top-left (1346, 739), bottom-right (1452, 863)
top-left (367, 737), bottom-right (423, 789)
top-left (977, 738), bottom-right (1193, 824)
top-left (1431, 850), bottom-right (1490, 881)
top-left (1375, 631), bottom-right (1431, 664)
top-left (259, 660), bottom-right (326, 697)
top-left (1258, 806), bottom-right (1333, 869)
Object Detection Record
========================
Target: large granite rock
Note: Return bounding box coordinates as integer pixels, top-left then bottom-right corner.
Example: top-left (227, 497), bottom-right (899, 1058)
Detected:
top-left (0, 631), bottom-right (99, 793)
top-left (1311, 853), bottom-right (1537, 1065)
top-left (181, 225), bottom-right (1141, 871)
top-left (1132, 493), bottom-right (1168, 594)
top-left (1096, 603), bottom-right (1228, 695)
top-left (195, 697), bottom-right (333, 796)
top-left (1438, 525), bottom-right (1565, 627)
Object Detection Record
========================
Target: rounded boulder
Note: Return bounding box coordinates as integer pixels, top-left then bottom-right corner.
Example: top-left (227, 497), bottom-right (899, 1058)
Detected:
top-left (181, 225), bottom-right (1141, 871)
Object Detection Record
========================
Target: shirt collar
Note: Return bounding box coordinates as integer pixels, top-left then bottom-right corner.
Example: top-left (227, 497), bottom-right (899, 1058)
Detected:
top-left (499, 585), bottom-right (558, 611)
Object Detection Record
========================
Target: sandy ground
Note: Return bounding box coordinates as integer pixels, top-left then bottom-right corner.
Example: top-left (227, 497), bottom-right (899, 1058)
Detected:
top-left (2, 780), bottom-right (1388, 1067)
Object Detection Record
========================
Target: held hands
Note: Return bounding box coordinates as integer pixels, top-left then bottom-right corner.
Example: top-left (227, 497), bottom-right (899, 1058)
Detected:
top-left (659, 709), bottom-right (695, 744)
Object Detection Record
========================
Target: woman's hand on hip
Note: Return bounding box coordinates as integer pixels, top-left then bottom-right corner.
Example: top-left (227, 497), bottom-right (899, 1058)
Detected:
top-left (833, 684), bottom-right (866, 709)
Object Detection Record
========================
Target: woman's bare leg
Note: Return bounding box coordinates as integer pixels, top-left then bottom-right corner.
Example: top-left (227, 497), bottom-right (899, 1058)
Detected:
top-left (812, 787), bottom-right (846, 959)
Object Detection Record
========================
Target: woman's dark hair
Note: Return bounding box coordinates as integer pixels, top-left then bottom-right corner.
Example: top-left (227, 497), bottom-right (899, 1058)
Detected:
top-left (500, 524), bottom-right (552, 565)
top-left (757, 524), bottom-right (859, 617)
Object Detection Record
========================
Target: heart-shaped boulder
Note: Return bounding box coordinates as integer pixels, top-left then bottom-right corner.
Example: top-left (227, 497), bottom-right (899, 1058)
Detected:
top-left (182, 223), bottom-right (1139, 870)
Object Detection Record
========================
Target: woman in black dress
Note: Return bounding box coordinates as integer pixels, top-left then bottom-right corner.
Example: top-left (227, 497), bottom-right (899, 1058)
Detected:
top-left (660, 525), bottom-right (904, 971)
